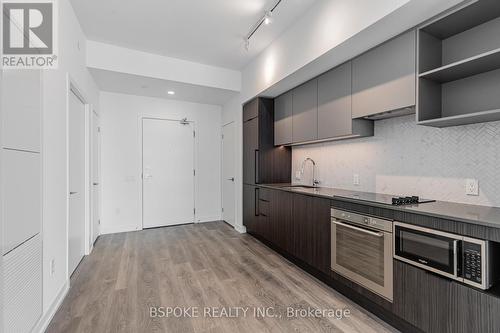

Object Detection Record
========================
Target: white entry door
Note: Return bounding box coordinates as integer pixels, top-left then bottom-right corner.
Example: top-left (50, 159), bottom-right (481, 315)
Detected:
top-left (142, 118), bottom-right (195, 228)
top-left (91, 111), bottom-right (100, 243)
top-left (68, 90), bottom-right (86, 276)
top-left (222, 122), bottom-right (236, 226)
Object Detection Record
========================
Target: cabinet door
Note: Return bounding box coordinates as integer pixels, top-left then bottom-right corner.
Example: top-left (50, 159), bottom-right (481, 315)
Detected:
top-left (271, 189), bottom-right (293, 253)
top-left (292, 194), bottom-right (331, 274)
top-left (274, 92), bottom-right (293, 145)
top-left (292, 79), bottom-right (318, 143)
top-left (352, 30), bottom-right (416, 118)
top-left (243, 98), bottom-right (259, 122)
top-left (243, 117), bottom-right (259, 185)
top-left (393, 260), bottom-right (453, 333)
top-left (318, 62), bottom-right (352, 139)
top-left (450, 281), bottom-right (500, 333)
top-left (243, 185), bottom-right (258, 233)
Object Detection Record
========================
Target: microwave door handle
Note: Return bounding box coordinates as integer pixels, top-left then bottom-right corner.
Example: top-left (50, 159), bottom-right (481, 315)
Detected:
top-left (333, 220), bottom-right (384, 237)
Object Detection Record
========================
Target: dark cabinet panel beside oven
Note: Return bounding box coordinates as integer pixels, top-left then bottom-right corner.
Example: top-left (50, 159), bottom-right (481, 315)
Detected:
top-left (242, 98), bottom-right (291, 185)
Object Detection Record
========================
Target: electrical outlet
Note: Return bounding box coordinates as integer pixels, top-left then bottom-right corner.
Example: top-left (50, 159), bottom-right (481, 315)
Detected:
top-left (295, 171), bottom-right (301, 180)
top-left (50, 259), bottom-right (55, 276)
top-left (466, 179), bottom-right (479, 196)
top-left (353, 174), bottom-right (360, 186)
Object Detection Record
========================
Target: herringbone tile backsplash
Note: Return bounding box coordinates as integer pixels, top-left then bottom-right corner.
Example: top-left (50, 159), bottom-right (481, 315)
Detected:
top-left (292, 115), bottom-right (500, 207)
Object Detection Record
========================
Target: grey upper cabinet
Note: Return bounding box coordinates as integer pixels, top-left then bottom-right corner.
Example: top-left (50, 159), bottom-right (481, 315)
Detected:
top-left (318, 62), bottom-right (352, 139)
top-left (274, 91), bottom-right (293, 145)
top-left (352, 30), bottom-right (416, 118)
top-left (292, 79), bottom-right (318, 143)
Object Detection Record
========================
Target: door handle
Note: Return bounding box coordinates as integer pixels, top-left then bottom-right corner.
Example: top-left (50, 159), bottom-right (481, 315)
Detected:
top-left (227, 177), bottom-right (235, 181)
top-left (255, 188), bottom-right (260, 217)
top-left (70, 191), bottom-right (78, 195)
top-left (254, 149), bottom-right (259, 184)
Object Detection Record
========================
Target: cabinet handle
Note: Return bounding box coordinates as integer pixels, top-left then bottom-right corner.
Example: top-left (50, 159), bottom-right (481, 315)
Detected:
top-left (254, 149), bottom-right (260, 184)
top-left (255, 188), bottom-right (260, 217)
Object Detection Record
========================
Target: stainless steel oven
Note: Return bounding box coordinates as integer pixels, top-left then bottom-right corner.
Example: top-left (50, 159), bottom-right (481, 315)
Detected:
top-left (394, 222), bottom-right (499, 290)
top-left (331, 209), bottom-right (393, 301)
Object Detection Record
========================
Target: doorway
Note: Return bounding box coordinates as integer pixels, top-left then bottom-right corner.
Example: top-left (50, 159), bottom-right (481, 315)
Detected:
top-left (142, 118), bottom-right (195, 228)
top-left (91, 110), bottom-right (100, 244)
top-left (222, 122), bottom-right (236, 226)
top-left (68, 89), bottom-right (86, 276)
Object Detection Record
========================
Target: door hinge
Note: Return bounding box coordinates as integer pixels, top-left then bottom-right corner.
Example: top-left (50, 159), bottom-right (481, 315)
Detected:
top-left (193, 208), bottom-right (196, 215)
top-left (193, 169), bottom-right (196, 176)
top-left (222, 134), bottom-right (224, 140)
top-left (193, 131), bottom-right (196, 138)
top-left (222, 207), bottom-right (224, 212)
top-left (98, 126), bottom-right (101, 133)
top-left (98, 219), bottom-right (101, 225)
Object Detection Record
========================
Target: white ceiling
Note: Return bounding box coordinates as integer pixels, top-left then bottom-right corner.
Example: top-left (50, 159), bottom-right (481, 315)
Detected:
top-left (90, 68), bottom-right (238, 105)
top-left (70, 0), bottom-right (318, 70)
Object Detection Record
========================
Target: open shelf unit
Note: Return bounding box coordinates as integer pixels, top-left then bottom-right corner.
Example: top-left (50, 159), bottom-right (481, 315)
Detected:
top-left (417, 0), bottom-right (500, 127)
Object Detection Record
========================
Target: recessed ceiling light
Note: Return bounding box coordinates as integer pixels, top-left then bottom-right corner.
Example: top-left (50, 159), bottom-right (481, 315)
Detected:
top-left (264, 11), bottom-right (273, 25)
top-left (167, 90), bottom-right (175, 95)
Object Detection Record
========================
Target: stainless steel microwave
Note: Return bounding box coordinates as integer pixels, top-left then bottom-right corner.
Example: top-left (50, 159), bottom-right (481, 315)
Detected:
top-left (393, 222), bottom-right (499, 290)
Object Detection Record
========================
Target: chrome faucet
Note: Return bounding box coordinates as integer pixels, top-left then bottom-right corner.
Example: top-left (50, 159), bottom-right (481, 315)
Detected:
top-left (300, 157), bottom-right (320, 187)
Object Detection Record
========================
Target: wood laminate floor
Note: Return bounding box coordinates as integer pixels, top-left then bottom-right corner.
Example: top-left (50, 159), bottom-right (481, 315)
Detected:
top-left (47, 221), bottom-right (398, 333)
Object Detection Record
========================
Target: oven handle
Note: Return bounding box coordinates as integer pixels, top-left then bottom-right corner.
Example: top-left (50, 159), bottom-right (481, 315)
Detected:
top-left (333, 219), bottom-right (384, 237)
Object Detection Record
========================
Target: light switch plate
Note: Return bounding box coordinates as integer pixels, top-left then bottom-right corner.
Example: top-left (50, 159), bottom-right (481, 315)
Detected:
top-left (466, 179), bottom-right (479, 196)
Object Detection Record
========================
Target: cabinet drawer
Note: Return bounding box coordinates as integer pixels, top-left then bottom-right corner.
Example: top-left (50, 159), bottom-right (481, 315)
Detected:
top-left (258, 188), bottom-right (272, 202)
top-left (258, 200), bottom-right (270, 217)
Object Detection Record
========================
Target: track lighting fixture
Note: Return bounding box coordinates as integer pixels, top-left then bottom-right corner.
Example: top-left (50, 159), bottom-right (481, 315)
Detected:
top-left (244, 0), bottom-right (282, 51)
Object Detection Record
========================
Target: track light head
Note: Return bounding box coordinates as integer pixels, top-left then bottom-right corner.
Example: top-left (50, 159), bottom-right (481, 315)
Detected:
top-left (264, 11), bottom-right (273, 25)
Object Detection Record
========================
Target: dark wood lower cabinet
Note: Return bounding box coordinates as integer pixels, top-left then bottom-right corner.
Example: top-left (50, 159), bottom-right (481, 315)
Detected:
top-left (394, 259), bottom-right (500, 333)
top-left (243, 184), bottom-right (258, 234)
top-left (291, 194), bottom-right (331, 275)
top-left (244, 188), bottom-right (331, 275)
top-left (393, 260), bottom-right (452, 333)
top-left (271, 189), bottom-right (293, 253)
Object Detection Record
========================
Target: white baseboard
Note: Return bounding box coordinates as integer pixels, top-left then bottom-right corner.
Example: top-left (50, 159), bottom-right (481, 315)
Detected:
top-left (196, 216), bottom-right (222, 223)
top-left (99, 224), bottom-right (139, 235)
top-left (234, 224), bottom-right (247, 234)
top-left (33, 280), bottom-right (69, 333)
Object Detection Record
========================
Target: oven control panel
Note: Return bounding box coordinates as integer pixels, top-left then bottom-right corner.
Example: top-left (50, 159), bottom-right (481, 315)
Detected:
top-left (463, 242), bottom-right (483, 284)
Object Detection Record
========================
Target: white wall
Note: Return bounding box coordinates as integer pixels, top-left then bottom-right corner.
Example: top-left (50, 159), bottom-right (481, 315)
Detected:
top-left (100, 92), bottom-right (222, 234)
top-left (40, 0), bottom-right (100, 327)
top-left (293, 115), bottom-right (500, 207)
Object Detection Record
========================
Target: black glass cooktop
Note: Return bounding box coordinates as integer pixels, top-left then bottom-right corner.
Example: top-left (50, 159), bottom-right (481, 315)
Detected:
top-left (336, 192), bottom-right (435, 206)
